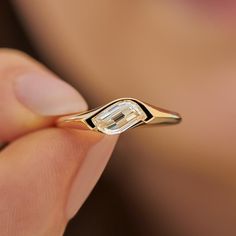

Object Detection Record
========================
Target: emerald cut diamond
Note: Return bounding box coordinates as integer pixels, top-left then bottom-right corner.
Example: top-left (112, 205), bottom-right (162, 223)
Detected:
top-left (91, 100), bottom-right (147, 135)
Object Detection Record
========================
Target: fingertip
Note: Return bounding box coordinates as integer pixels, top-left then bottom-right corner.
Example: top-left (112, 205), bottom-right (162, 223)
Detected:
top-left (14, 72), bottom-right (88, 116)
top-left (0, 128), bottom-right (118, 234)
top-left (0, 49), bottom-right (88, 142)
top-left (65, 133), bottom-right (118, 219)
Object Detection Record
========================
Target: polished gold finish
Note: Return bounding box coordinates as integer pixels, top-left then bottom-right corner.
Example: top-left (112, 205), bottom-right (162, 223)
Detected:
top-left (56, 98), bottom-right (182, 135)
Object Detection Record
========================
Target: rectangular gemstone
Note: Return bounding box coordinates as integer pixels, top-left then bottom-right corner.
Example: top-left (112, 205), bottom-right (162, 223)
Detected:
top-left (91, 100), bottom-right (147, 135)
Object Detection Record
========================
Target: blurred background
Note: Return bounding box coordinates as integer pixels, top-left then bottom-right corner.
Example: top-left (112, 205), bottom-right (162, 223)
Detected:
top-left (1, 0), bottom-right (236, 235)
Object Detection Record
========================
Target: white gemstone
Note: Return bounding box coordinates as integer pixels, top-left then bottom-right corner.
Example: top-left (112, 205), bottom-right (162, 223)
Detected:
top-left (92, 100), bottom-right (147, 135)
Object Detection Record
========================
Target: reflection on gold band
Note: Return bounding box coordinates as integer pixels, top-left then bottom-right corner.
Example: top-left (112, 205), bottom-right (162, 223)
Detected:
top-left (56, 98), bottom-right (182, 135)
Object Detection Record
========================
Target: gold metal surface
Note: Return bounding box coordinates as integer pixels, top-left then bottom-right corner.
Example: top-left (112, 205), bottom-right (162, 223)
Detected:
top-left (56, 98), bottom-right (182, 135)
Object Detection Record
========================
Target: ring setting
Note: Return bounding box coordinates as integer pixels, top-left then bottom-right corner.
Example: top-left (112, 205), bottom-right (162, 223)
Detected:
top-left (56, 98), bottom-right (182, 135)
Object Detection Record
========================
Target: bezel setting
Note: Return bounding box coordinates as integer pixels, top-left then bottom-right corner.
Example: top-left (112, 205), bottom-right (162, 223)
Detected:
top-left (56, 98), bottom-right (181, 135)
top-left (91, 100), bottom-right (148, 135)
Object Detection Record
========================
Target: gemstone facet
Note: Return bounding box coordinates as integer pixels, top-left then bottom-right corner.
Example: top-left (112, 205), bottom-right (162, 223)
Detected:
top-left (91, 100), bottom-right (147, 135)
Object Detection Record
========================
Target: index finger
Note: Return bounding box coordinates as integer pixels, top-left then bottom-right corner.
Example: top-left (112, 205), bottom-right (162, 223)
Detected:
top-left (0, 49), bottom-right (87, 142)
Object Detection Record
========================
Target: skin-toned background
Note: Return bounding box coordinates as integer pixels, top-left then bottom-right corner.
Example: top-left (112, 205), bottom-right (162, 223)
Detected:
top-left (2, 0), bottom-right (236, 235)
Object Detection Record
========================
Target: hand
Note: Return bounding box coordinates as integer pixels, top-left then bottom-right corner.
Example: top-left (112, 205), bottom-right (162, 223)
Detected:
top-left (0, 49), bottom-right (118, 236)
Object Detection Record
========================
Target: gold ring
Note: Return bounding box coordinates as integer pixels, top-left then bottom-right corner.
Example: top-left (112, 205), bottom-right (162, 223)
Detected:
top-left (56, 98), bottom-right (182, 135)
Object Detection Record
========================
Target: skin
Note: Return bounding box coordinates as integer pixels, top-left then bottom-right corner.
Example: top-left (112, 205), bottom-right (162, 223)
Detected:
top-left (0, 49), bottom-right (117, 236)
top-left (3, 0), bottom-right (236, 235)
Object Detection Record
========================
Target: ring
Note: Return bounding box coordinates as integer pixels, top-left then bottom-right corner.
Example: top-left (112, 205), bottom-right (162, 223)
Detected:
top-left (56, 98), bottom-right (182, 135)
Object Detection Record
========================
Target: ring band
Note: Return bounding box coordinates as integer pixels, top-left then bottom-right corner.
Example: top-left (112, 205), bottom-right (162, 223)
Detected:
top-left (56, 98), bottom-right (182, 135)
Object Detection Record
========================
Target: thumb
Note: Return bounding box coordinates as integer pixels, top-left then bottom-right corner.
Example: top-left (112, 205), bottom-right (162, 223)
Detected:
top-left (0, 126), bottom-right (117, 236)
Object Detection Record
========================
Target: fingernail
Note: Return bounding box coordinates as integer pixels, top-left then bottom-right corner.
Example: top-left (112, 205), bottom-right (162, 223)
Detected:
top-left (14, 72), bottom-right (88, 116)
top-left (66, 135), bottom-right (118, 220)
